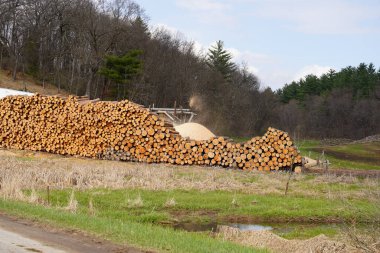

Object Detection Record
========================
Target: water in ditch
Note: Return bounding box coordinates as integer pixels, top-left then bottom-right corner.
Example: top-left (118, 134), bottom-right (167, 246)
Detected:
top-left (171, 221), bottom-right (274, 232)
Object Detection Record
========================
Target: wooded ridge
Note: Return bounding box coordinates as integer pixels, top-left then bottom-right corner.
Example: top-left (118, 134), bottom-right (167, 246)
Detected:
top-left (1, 0), bottom-right (379, 139)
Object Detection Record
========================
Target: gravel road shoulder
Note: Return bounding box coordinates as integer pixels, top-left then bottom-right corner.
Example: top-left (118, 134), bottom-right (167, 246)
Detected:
top-left (0, 213), bottom-right (149, 253)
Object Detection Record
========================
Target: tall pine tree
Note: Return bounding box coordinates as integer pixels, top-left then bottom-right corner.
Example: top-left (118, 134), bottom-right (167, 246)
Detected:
top-left (207, 40), bottom-right (236, 80)
top-left (99, 50), bottom-right (143, 100)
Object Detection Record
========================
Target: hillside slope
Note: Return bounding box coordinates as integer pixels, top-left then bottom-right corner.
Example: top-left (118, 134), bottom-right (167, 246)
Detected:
top-left (0, 70), bottom-right (68, 96)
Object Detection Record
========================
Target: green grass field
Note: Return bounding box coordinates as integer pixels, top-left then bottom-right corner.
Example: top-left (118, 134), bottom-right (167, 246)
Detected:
top-left (0, 185), bottom-right (377, 252)
top-left (296, 140), bottom-right (380, 170)
top-left (35, 188), bottom-right (378, 223)
top-left (0, 146), bottom-right (379, 252)
top-left (0, 200), bottom-right (266, 253)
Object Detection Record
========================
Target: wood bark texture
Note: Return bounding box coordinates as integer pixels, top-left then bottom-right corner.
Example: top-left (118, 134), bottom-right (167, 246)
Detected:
top-left (0, 95), bottom-right (302, 170)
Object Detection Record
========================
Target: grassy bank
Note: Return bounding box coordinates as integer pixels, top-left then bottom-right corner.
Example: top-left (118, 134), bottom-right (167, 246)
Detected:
top-left (0, 150), bottom-right (379, 252)
top-left (0, 69), bottom-right (65, 95)
top-left (0, 199), bottom-right (265, 253)
top-left (296, 140), bottom-right (380, 170)
top-left (36, 188), bottom-right (378, 223)
top-left (2, 187), bottom-right (378, 251)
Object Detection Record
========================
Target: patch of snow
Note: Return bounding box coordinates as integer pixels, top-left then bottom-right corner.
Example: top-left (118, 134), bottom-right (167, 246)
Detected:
top-left (0, 88), bottom-right (34, 99)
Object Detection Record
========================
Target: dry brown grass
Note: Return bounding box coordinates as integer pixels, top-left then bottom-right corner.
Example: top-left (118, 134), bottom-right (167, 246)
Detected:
top-left (127, 194), bottom-right (144, 208)
top-left (65, 190), bottom-right (78, 213)
top-left (0, 69), bottom-right (68, 95)
top-left (164, 198), bottom-right (176, 207)
top-left (0, 149), bottom-right (378, 253)
top-left (0, 149), bottom-right (379, 202)
top-left (88, 197), bottom-right (96, 216)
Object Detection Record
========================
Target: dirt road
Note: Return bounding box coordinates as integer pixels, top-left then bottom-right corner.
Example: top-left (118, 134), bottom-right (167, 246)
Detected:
top-left (0, 213), bottom-right (147, 253)
top-left (0, 227), bottom-right (66, 253)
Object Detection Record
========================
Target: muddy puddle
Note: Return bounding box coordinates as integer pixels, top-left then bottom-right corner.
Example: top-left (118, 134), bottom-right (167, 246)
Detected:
top-left (171, 221), bottom-right (219, 232)
top-left (166, 220), bottom-right (345, 238)
top-left (228, 224), bottom-right (273, 231)
top-left (169, 221), bottom-right (275, 233)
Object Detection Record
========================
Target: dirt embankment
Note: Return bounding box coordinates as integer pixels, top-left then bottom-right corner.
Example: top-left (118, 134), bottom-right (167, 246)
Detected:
top-left (217, 226), bottom-right (358, 253)
top-left (0, 70), bottom-right (66, 95)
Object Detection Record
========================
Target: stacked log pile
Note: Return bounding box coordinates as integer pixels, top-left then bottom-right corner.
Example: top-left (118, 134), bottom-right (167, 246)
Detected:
top-left (0, 94), bottom-right (302, 171)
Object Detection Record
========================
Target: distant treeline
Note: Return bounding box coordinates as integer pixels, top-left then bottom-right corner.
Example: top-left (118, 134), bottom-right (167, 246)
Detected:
top-left (0, 0), bottom-right (379, 139)
top-left (276, 63), bottom-right (380, 139)
top-left (278, 63), bottom-right (380, 103)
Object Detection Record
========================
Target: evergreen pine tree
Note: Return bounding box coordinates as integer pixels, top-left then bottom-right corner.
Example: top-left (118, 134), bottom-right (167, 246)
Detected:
top-left (98, 50), bottom-right (143, 99)
top-left (206, 40), bottom-right (236, 80)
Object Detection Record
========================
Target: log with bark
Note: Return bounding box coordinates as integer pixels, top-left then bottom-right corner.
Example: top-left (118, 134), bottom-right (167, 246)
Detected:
top-left (0, 95), bottom-right (302, 171)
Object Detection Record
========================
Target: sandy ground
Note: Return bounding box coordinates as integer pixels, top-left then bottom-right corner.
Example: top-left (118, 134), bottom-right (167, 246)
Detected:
top-left (217, 226), bottom-right (359, 253)
top-left (0, 213), bottom-right (147, 253)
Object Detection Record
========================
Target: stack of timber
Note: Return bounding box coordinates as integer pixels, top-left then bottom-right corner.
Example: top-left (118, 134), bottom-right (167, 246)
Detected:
top-left (0, 94), bottom-right (302, 171)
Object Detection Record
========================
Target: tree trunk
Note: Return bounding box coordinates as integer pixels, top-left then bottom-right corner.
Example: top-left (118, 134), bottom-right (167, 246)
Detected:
top-left (58, 73), bottom-right (61, 93)
top-left (75, 62), bottom-right (82, 95)
top-left (101, 78), bottom-right (110, 100)
top-left (69, 59), bottom-right (75, 93)
top-left (85, 69), bottom-right (94, 98)
top-left (0, 47), bottom-right (3, 68)
top-left (12, 55), bottom-right (18, 81)
top-left (38, 37), bottom-right (43, 74)
top-left (94, 75), bottom-right (99, 98)
top-left (22, 62), bottom-right (26, 91)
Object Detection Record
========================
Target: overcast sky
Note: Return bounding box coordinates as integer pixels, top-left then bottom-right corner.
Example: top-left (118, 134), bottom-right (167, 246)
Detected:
top-left (136, 0), bottom-right (380, 90)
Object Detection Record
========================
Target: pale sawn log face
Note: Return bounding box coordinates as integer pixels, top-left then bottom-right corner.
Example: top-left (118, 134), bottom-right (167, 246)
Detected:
top-left (0, 94), bottom-right (302, 171)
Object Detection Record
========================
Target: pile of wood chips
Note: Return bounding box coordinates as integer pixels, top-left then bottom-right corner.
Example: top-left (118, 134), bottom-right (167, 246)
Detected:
top-left (0, 95), bottom-right (302, 171)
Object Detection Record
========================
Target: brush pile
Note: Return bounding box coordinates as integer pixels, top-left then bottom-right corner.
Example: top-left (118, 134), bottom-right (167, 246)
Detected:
top-left (0, 95), bottom-right (302, 171)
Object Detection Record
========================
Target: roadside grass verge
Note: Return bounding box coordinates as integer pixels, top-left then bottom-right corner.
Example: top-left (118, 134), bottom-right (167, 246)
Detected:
top-left (3, 152), bottom-right (379, 200)
top-left (4, 187), bottom-right (377, 245)
top-left (37, 189), bottom-right (378, 223)
top-left (0, 151), bottom-right (379, 246)
top-left (0, 199), bottom-right (266, 253)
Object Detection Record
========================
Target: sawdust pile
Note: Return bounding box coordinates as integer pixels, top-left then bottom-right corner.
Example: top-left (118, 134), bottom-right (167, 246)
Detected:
top-left (174, 122), bottom-right (215, 141)
top-left (217, 226), bottom-right (357, 253)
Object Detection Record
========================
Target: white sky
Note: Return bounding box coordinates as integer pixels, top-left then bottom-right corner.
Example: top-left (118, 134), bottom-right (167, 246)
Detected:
top-left (137, 0), bottom-right (380, 89)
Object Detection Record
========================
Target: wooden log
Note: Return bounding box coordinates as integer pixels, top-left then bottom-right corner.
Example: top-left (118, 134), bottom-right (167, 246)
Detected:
top-left (0, 95), bottom-right (302, 171)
